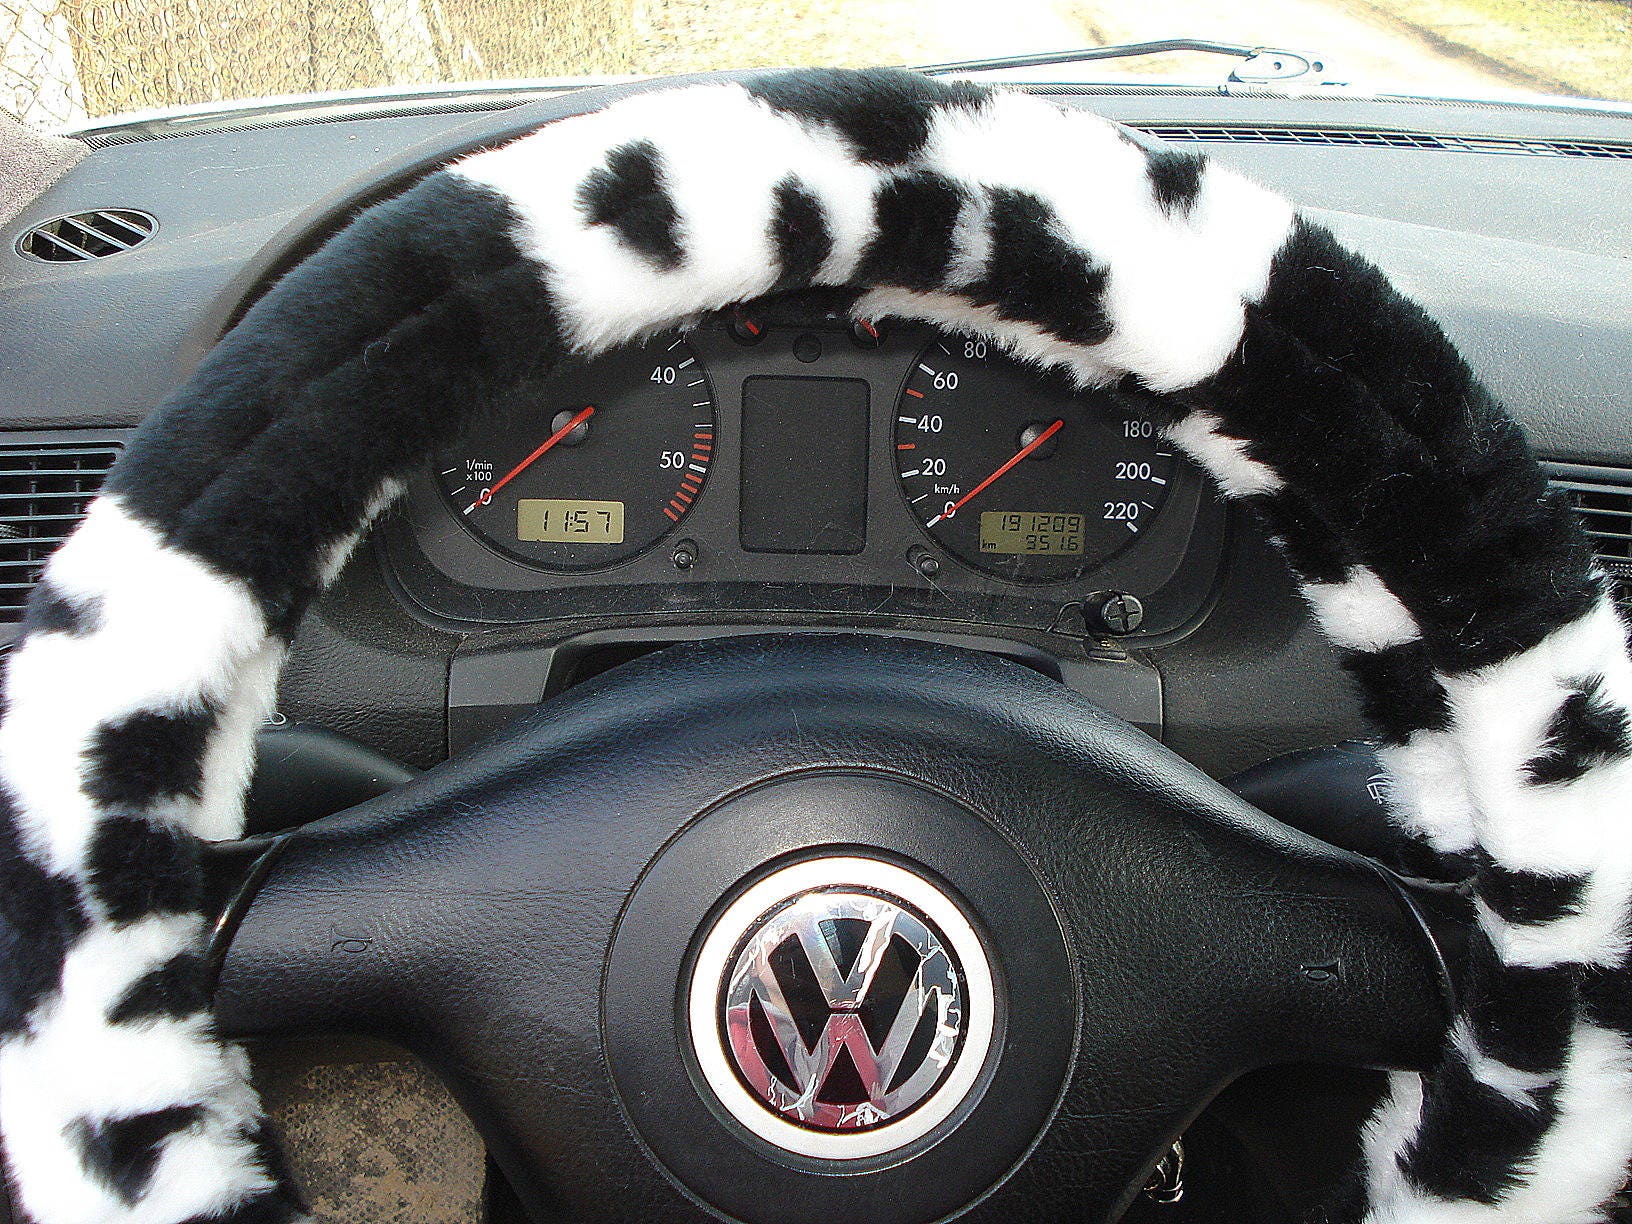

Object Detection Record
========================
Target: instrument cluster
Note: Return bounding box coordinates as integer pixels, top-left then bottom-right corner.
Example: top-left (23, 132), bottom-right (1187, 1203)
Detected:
top-left (389, 296), bottom-right (1227, 645)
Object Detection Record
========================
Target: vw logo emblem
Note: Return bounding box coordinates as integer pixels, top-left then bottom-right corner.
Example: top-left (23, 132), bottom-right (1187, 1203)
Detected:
top-left (688, 857), bottom-right (996, 1160)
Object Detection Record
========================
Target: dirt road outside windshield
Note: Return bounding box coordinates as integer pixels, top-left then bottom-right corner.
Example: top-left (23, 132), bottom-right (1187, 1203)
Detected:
top-left (2, 0), bottom-right (1629, 128)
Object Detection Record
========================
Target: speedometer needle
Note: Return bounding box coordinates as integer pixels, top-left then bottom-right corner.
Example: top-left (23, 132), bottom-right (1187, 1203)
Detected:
top-left (463, 405), bottom-right (596, 515)
top-left (926, 418), bottom-right (1063, 527)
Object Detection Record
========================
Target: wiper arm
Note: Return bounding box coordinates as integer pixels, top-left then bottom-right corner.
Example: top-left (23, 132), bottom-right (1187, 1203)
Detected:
top-left (915, 38), bottom-right (1331, 85)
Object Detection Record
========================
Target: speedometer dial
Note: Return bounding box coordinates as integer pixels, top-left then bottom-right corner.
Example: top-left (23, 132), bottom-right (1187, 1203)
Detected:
top-left (895, 334), bottom-right (1174, 582)
top-left (436, 331), bottom-right (714, 571)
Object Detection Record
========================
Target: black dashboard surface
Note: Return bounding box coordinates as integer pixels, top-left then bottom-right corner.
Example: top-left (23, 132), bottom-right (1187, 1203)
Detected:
top-left (3, 78), bottom-right (1629, 777)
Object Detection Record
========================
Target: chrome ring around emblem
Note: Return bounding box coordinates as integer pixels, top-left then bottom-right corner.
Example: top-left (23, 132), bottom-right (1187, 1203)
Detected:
top-left (687, 857), bottom-right (996, 1161)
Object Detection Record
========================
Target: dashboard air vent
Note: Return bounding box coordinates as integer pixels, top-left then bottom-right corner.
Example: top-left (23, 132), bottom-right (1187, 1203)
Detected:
top-left (0, 443), bottom-right (121, 625)
top-left (1139, 125), bottom-right (1632, 161)
top-left (1547, 466), bottom-right (1632, 607)
top-left (16, 210), bottom-right (156, 262)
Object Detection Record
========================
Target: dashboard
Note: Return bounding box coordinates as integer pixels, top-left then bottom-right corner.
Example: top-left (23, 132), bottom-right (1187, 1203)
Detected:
top-left (3, 77), bottom-right (1631, 779)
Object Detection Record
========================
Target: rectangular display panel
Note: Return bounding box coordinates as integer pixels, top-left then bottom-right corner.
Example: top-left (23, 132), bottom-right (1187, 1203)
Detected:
top-left (516, 499), bottom-right (624, 544)
top-left (978, 511), bottom-right (1086, 555)
top-left (740, 377), bottom-right (869, 554)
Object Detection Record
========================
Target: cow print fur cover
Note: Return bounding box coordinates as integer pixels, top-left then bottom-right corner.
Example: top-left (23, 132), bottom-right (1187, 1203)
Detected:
top-left (0, 67), bottom-right (1629, 1224)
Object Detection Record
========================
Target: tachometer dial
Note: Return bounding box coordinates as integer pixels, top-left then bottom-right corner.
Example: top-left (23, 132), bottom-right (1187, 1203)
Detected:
top-left (895, 334), bottom-right (1174, 582)
top-left (436, 332), bottom-right (714, 570)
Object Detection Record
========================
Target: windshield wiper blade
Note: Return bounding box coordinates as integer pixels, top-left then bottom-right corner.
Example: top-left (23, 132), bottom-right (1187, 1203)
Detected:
top-left (915, 38), bottom-right (1330, 85)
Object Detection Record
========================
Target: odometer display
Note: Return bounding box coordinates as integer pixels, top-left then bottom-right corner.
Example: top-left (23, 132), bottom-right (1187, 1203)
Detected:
top-left (979, 511), bottom-right (1085, 556)
top-left (437, 332), bottom-right (714, 570)
top-left (896, 334), bottom-right (1174, 581)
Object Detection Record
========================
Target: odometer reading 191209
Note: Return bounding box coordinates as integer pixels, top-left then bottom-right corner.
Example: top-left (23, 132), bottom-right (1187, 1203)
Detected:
top-left (895, 333), bottom-right (1175, 582)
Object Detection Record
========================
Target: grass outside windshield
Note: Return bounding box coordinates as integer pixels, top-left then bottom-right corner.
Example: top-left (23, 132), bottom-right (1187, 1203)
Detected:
top-left (2, 0), bottom-right (1630, 128)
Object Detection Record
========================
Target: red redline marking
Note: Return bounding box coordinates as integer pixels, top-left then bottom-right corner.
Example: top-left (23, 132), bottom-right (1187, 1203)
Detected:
top-left (675, 490), bottom-right (693, 505)
top-left (905, 388), bottom-right (925, 399)
top-left (694, 442), bottom-right (713, 451)
top-left (669, 499), bottom-right (686, 514)
top-left (682, 484), bottom-right (700, 497)
top-left (897, 443), bottom-right (916, 450)
top-left (694, 432), bottom-right (713, 440)
top-left (663, 506), bottom-right (679, 522)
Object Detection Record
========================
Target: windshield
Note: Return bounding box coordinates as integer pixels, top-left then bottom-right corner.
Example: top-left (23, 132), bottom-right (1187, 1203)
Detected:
top-left (2, 0), bottom-right (1629, 128)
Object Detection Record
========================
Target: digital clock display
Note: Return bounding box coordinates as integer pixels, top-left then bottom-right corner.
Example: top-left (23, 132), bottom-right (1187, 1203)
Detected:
top-left (517, 499), bottom-right (625, 544)
top-left (978, 511), bottom-right (1085, 556)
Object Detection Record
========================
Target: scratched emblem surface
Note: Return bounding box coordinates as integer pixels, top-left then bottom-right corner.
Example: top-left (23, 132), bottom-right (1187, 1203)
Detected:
top-left (721, 889), bottom-right (966, 1132)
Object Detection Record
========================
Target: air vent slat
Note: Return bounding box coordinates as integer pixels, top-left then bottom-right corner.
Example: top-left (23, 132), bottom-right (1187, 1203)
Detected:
top-left (1549, 472), bottom-right (1632, 592)
top-left (0, 441), bottom-right (120, 626)
top-left (16, 210), bottom-right (157, 263)
top-left (59, 215), bottom-right (134, 251)
top-left (1139, 125), bottom-right (1632, 160)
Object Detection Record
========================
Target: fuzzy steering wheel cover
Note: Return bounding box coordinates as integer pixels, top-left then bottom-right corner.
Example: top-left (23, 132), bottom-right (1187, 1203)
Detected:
top-left (2, 68), bottom-right (1630, 1224)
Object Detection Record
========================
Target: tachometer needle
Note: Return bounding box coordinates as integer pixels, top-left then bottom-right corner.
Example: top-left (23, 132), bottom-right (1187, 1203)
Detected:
top-left (926, 418), bottom-right (1063, 527)
top-left (463, 405), bottom-right (596, 515)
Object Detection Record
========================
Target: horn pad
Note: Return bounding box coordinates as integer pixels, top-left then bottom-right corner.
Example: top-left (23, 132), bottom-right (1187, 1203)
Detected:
top-left (604, 773), bottom-right (1074, 1224)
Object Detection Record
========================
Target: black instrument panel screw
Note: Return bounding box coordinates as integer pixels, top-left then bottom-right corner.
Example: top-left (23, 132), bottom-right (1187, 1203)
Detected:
top-left (1091, 592), bottom-right (1144, 635)
top-left (673, 539), bottom-right (698, 570)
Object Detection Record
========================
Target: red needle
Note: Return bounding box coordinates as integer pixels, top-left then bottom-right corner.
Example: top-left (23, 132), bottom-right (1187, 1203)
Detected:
top-left (926, 418), bottom-right (1063, 527)
top-left (463, 405), bottom-right (596, 516)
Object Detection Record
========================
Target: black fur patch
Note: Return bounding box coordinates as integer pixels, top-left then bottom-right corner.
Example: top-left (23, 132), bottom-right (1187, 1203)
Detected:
top-left (108, 952), bottom-right (209, 1026)
top-left (854, 171), bottom-right (965, 290)
top-left (744, 68), bottom-right (988, 165)
top-left (1477, 859), bottom-right (1589, 927)
top-left (1194, 303), bottom-right (1597, 671)
top-left (131, 252), bottom-right (565, 629)
top-left (1398, 1047), bottom-right (1555, 1203)
top-left (1340, 642), bottom-right (1453, 745)
top-left (85, 816), bottom-right (200, 924)
top-left (1243, 491), bottom-right (1352, 586)
top-left (19, 579), bottom-right (101, 639)
top-left (0, 790), bottom-right (87, 1035)
top-left (82, 707), bottom-right (217, 809)
top-left (72, 1105), bottom-right (203, 1205)
top-left (1581, 957), bottom-right (1632, 1038)
top-left (968, 188), bottom-right (1112, 346)
top-left (577, 139), bottom-right (683, 271)
top-left (1146, 147), bottom-right (1206, 218)
top-left (1463, 928), bottom-right (1576, 1075)
top-left (769, 178), bottom-right (833, 292)
top-left (106, 172), bottom-right (528, 532)
top-left (1523, 676), bottom-right (1632, 785)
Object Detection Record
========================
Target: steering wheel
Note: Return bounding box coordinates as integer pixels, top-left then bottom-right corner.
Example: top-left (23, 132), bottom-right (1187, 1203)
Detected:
top-left (3, 67), bottom-right (1629, 1224)
top-left (209, 631), bottom-right (1457, 1221)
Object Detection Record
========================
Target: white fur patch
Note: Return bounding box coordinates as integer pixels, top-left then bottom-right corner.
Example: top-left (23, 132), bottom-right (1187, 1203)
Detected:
top-left (1445, 597), bottom-right (1632, 877)
top-left (1303, 566), bottom-right (1423, 652)
top-left (1162, 411), bottom-right (1285, 496)
top-left (1376, 732), bottom-right (1478, 855)
top-left (0, 915), bottom-right (281, 1224)
top-left (0, 498), bottom-right (268, 873)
